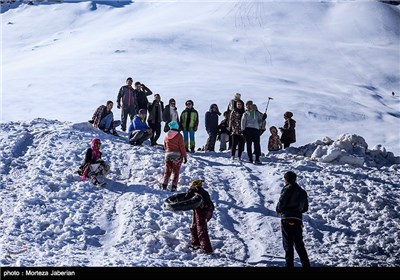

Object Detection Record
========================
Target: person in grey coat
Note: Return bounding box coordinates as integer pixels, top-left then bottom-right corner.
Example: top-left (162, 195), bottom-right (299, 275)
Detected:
top-left (241, 100), bottom-right (267, 164)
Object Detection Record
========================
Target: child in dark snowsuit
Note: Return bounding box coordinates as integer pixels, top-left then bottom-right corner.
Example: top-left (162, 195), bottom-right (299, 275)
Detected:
top-left (279, 111), bottom-right (296, 148)
top-left (77, 138), bottom-right (110, 186)
top-left (185, 179), bottom-right (215, 254)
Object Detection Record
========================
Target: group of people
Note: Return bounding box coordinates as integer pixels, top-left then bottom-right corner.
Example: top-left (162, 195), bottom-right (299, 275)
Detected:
top-left (90, 78), bottom-right (297, 154)
top-left (77, 139), bottom-right (309, 264)
top-left (202, 92), bottom-right (297, 164)
top-left (80, 77), bottom-right (310, 263)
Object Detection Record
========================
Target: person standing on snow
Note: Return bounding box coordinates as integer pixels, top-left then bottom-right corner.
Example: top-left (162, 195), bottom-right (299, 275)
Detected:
top-left (241, 100), bottom-right (267, 164)
top-left (147, 93), bottom-right (164, 146)
top-left (217, 111), bottom-right (230, 152)
top-left (204, 104), bottom-right (221, 152)
top-left (162, 98), bottom-right (179, 133)
top-left (180, 100), bottom-right (199, 153)
top-left (229, 101), bottom-right (245, 160)
top-left (276, 171), bottom-right (310, 267)
top-left (117, 77), bottom-right (138, 132)
top-left (135, 81), bottom-right (153, 113)
top-left (77, 138), bottom-right (110, 186)
top-left (161, 121), bottom-right (187, 191)
top-left (185, 179), bottom-right (214, 254)
top-left (226, 93), bottom-right (244, 150)
top-left (279, 111), bottom-right (296, 149)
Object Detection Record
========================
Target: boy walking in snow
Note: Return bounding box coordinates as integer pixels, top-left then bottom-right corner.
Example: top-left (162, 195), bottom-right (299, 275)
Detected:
top-left (276, 171), bottom-right (310, 267)
top-left (117, 77), bottom-right (138, 132)
top-left (185, 179), bottom-right (214, 254)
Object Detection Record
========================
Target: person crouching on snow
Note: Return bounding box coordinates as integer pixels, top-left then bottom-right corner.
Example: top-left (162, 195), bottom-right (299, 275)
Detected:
top-left (128, 109), bottom-right (153, 146)
top-left (161, 121), bottom-right (187, 191)
top-left (185, 179), bottom-right (215, 254)
top-left (77, 138), bottom-right (110, 186)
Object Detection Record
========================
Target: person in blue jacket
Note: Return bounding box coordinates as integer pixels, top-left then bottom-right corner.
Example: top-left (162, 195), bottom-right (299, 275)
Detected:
top-left (128, 109), bottom-right (152, 146)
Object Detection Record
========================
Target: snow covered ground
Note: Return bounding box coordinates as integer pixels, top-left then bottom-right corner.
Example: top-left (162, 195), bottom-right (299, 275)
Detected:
top-left (0, 119), bottom-right (399, 267)
top-left (1, 0), bottom-right (399, 267)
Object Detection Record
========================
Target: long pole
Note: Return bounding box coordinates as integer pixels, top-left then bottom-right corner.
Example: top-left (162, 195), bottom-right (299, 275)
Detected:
top-left (265, 97), bottom-right (273, 113)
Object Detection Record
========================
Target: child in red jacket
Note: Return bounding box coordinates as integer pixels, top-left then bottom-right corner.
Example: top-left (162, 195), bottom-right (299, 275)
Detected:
top-left (161, 121), bottom-right (187, 191)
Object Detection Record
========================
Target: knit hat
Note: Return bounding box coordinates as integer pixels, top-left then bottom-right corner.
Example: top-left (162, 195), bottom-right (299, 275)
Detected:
top-left (168, 121), bottom-right (179, 130)
top-left (190, 179), bottom-right (204, 188)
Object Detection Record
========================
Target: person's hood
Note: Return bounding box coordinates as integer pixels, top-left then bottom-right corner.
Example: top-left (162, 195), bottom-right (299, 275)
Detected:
top-left (167, 130), bottom-right (179, 139)
top-left (209, 104), bottom-right (221, 115)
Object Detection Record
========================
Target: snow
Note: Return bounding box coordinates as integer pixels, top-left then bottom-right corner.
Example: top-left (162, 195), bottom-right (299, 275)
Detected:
top-left (1, 0), bottom-right (400, 267)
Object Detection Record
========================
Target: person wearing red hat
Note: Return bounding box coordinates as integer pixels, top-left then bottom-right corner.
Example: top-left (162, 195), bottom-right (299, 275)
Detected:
top-left (77, 138), bottom-right (110, 186)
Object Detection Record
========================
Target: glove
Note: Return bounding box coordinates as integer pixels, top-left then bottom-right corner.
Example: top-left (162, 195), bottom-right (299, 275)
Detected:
top-left (262, 113), bottom-right (267, 120)
top-left (183, 158), bottom-right (187, 164)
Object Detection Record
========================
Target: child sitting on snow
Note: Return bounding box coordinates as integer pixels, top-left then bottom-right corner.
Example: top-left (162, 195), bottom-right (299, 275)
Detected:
top-left (268, 126), bottom-right (283, 152)
top-left (77, 138), bottom-right (110, 186)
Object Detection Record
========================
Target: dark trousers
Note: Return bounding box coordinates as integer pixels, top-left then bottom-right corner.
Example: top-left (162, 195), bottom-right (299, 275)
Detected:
top-left (121, 106), bottom-right (136, 131)
top-left (231, 134), bottom-right (245, 158)
top-left (205, 130), bottom-right (218, 151)
top-left (149, 122), bottom-right (161, 145)
top-left (244, 128), bottom-right (261, 161)
top-left (281, 219), bottom-right (310, 267)
top-left (283, 142), bottom-right (291, 149)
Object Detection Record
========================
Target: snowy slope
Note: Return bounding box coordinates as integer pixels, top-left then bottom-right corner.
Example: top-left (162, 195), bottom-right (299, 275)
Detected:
top-left (1, 0), bottom-right (400, 267)
top-left (1, 0), bottom-right (400, 155)
top-left (0, 119), bottom-right (399, 266)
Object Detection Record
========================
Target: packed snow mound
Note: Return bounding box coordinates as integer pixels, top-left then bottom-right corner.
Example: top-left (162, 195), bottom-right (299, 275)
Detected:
top-left (290, 133), bottom-right (400, 168)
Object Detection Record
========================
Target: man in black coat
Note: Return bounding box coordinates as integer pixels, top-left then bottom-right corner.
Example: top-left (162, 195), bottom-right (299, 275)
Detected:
top-left (276, 171), bottom-right (310, 267)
